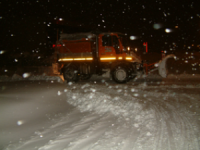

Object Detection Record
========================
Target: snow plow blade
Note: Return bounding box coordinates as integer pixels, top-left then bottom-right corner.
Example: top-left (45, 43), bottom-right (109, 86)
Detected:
top-left (157, 54), bottom-right (175, 78)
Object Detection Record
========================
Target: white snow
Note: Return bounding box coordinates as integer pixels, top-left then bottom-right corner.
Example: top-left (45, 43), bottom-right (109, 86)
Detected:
top-left (158, 54), bottom-right (175, 78)
top-left (0, 74), bottom-right (200, 150)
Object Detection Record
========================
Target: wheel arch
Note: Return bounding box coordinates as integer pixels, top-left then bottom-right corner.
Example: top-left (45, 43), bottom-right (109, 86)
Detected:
top-left (61, 62), bottom-right (79, 73)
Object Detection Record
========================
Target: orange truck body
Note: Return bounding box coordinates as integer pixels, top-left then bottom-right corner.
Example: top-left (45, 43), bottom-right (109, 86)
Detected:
top-left (54, 32), bottom-right (143, 83)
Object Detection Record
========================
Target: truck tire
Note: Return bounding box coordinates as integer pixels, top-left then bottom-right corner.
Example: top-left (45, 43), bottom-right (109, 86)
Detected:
top-left (112, 65), bottom-right (129, 83)
top-left (63, 66), bottom-right (79, 82)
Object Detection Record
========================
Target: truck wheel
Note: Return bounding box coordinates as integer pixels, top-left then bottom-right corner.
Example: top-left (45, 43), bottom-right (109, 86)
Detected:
top-left (63, 66), bottom-right (79, 82)
top-left (112, 66), bottom-right (129, 83)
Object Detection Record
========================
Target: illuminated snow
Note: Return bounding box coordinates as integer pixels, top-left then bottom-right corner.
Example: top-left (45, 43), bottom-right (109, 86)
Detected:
top-left (0, 74), bottom-right (200, 150)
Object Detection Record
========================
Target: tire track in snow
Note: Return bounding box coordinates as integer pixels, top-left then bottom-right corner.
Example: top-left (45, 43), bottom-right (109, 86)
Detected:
top-left (167, 94), bottom-right (200, 150)
top-left (38, 111), bottom-right (117, 150)
top-left (175, 94), bottom-right (200, 150)
top-left (147, 90), bottom-right (200, 150)
top-left (37, 111), bottom-right (101, 150)
top-left (152, 101), bottom-right (177, 150)
top-left (65, 113), bottom-right (118, 150)
top-left (88, 117), bottom-right (139, 150)
top-left (10, 107), bottom-right (83, 150)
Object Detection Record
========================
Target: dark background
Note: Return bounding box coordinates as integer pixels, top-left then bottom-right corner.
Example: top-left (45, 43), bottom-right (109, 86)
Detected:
top-left (0, 0), bottom-right (199, 65)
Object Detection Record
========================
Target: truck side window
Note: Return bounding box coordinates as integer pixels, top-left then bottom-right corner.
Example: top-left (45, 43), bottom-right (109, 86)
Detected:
top-left (102, 35), bottom-right (112, 46)
top-left (112, 36), bottom-right (120, 54)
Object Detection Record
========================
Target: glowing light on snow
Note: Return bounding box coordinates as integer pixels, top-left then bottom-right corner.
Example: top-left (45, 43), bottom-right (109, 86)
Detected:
top-left (146, 132), bottom-right (152, 136)
top-left (114, 97), bottom-right (119, 100)
top-left (14, 59), bottom-right (18, 62)
top-left (17, 120), bottom-right (25, 126)
top-left (23, 73), bottom-right (31, 78)
top-left (134, 123), bottom-right (139, 128)
top-left (57, 91), bottom-right (61, 95)
top-left (59, 18), bottom-right (63, 21)
top-left (130, 36), bottom-right (136, 40)
top-left (153, 23), bottom-right (162, 30)
top-left (4, 70), bottom-right (8, 72)
top-left (90, 88), bottom-right (96, 92)
top-left (117, 89), bottom-right (122, 93)
top-left (89, 94), bottom-right (93, 99)
top-left (131, 88), bottom-right (135, 92)
top-left (165, 28), bottom-right (172, 33)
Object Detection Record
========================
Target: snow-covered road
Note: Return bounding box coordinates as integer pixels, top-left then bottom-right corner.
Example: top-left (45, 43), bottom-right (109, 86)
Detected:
top-left (0, 75), bottom-right (200, 150)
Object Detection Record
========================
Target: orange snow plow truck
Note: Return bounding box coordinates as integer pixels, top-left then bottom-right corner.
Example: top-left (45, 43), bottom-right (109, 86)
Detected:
top-left (53, 32), bottom-right (174, 83)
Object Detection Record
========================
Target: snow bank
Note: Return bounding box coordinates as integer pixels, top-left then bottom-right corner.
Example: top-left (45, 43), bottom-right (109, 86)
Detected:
top-left (0, 74), bottom-right (63, 83)
top-left (168, 74), bottom-right (200, 79)
top-left (66, 84), bottom-right (151, 119)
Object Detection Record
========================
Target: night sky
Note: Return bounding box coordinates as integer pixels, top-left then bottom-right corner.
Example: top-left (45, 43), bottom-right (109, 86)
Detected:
top-left (1, 0), bottom-right (200, 56)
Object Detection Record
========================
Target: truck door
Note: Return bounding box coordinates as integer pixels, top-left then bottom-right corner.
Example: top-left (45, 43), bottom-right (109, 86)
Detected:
top-left (99, 34), bottom-right (121, 62)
